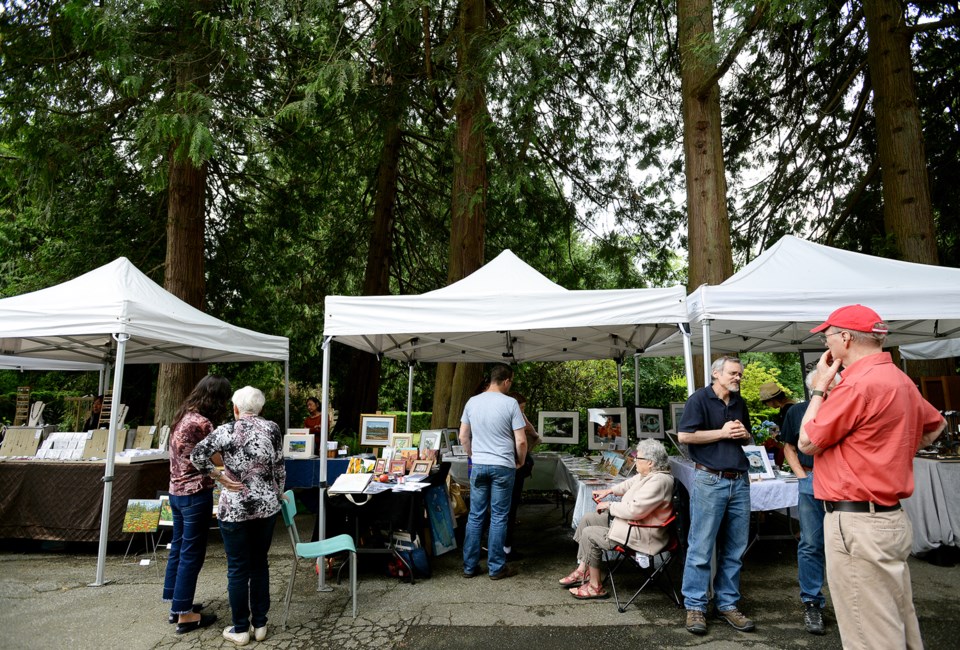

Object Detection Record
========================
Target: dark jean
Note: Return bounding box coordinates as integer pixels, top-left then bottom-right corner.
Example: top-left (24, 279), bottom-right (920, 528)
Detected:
top-left (681, 469), bottom-right (751, 612)
top-left (463, 464), bottom-right (515, 576)
top-left (162, 489), bottom-right (213, 615)
top-left (797, 473), bottom-right (826, 607)
top-left (219, 513), bottom-right (278, 632)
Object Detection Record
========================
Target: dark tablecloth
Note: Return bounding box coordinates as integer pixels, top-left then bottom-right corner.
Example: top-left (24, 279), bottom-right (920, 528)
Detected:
top-left (0, 460), bottom-right (170, 542)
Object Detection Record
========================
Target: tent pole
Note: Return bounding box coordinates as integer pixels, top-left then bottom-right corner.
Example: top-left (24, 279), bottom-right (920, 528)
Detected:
top-left (317, 336), bottom-right (333, 591)
top-left (681, 323), bottom-right (695, 397)
top-left (702, 320), bottom-right (712, 386)
top-left (406, 361), bottom-right (415, 433)
top-left (633, 353), bottom-right (640, 405)
top-left (91, 332), bottom-right (129, 587)
top-left (283, 360), bottom-right (290, 431)
top-left (616, 358), bottom-right (624, 407)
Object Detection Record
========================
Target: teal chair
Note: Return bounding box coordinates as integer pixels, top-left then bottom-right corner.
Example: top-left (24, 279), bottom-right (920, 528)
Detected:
top-left (279, 490), bottom-right (358, 627)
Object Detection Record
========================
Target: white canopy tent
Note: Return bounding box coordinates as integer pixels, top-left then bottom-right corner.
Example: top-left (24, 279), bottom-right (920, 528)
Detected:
top-left (315, 250), bottom-right (691, 569)
top-left (0, 257), bottom-right (289, 586)
top-left (642, 236), bottom-right (960, 382)
top-left (901, 339), bottom-right (960, 361)
top-left (0, 355), bottom-right (103, 372)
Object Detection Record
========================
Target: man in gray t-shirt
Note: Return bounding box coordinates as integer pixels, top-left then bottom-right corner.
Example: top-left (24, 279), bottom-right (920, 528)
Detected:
top-left (459, 363), bottom-right (527, 580)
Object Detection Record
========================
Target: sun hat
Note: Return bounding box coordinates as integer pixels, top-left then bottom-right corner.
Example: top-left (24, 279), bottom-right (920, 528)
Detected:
top-left (758, 381), bottom-right (784, 402)
top-left (810, 304), bottom-right (888, 334)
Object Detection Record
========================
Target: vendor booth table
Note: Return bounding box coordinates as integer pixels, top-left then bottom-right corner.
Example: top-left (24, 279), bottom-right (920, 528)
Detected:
top-left (902, 457), bottom-right (960, 555)
top-left (447, 452), bottom-right (560, 490)
top-left (0, 459), bottom-right (169, 542)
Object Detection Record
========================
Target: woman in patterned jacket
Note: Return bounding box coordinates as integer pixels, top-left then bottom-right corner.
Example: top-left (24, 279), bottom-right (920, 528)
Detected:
top-left (192, 386), bottom-right (285, 646)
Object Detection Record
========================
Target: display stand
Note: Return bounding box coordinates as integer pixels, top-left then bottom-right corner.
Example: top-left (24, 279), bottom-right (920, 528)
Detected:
top-left (13, 386), bottom-right (30, 425)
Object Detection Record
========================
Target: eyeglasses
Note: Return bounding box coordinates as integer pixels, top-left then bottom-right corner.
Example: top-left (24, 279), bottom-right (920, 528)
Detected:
top-left (819, 331), bottom-right (844, 345)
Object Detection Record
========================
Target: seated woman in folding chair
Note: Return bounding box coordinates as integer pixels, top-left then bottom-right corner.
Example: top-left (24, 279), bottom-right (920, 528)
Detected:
top-left (559, 438), bottom-right (674, 599)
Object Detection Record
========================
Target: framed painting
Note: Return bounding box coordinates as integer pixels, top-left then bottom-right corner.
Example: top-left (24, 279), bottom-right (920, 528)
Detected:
top-left (439, 428), bottom-right (459, 451)
top-left (635, 408), bottom-right (665, 439)
top-left (121, 499), bottom-right (162, 534)
top-left (800, 349), bottom-right (826, 400)
top-left (282, 433), bottom-right (314, 458)
top-left (158, 495), bottom-right (174, 527)
top-left (743, 445), bottom-right (776, 480)
top-left (410, 459), bottom-right (434, 476)
top-left (360, 414), bottom-right (396, 447)
top-left (389, 459), bottom-right (407, 476)
top-left (373, 458), bottom-right (387, 474)
top-left (587, 407), bottom-right (628, 450)
top-left (418, 429), bottom-right (443, 453)
top-left (389, 432), bottom-right (414, 450)
top-left (669, 402), bottom-right (686, 432)
top-left (538, 411), bottom-right (579, 445)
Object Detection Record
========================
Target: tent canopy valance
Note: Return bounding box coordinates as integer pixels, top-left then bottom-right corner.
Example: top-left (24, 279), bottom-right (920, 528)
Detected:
top-left (643, 236), bottom-right (960, 358)
top-left (324, 250), bottom-right (688, 363)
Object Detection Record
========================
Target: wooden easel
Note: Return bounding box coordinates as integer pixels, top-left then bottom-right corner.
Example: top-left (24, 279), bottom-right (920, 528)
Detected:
top-left (13, 387), bottom-right (30, 426)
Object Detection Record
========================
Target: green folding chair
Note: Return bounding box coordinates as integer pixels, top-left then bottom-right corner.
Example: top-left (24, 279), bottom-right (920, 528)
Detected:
top-left (279, 490), bottom-right (357, 628)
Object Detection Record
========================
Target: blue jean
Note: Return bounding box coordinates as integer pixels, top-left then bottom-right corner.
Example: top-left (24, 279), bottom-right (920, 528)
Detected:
top-left (797, 473), bottom-right (826, 607)
top-left (162, 490), bottom-right (213, 614)
top-left (681, 469), bottom-right (751, 612)
top-left (463, 464), bottom-right (516, 576)
top-left (219, 514), bottom-right (278, 632)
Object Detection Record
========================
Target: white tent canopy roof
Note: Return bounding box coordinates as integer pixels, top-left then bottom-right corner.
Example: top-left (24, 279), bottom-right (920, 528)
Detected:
top-left (900, 339), bottom-right (960, 361)
top-left (0, 355), bottom-right (103, 372)
top-left (323, 250), bottom-right (688, 363)
top-left (644, 235), bottom-right (960, 356)
top-left (0, 257), bottom-right (288, 364)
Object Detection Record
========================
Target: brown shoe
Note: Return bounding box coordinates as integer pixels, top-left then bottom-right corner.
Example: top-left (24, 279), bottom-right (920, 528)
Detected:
top-left (685, 609), bottom-right (707, 635)
top-left (717, 608), bottom-right (755, 632)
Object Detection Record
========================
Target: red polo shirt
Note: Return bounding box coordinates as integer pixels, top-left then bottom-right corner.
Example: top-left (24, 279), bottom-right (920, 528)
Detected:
top-left (805, 352), bottom-right (942, 505)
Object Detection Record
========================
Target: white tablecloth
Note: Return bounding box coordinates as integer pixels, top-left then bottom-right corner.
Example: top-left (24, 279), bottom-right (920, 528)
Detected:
top-left (668, 457), bottom-right (798, 512)
top-left (554, 456), bottom-right (626, 529)
top-left (902, 457), bottom-right (960, 555)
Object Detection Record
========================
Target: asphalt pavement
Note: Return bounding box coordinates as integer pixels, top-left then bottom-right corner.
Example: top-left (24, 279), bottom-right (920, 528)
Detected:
top-left (1, 495), bottom-right (958, 649)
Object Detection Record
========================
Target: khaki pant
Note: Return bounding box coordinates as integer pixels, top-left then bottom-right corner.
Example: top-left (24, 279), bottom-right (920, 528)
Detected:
top-left (824, 509), bottom-right (923, 650)
top-left (573, 510), bottom-right (616, 568)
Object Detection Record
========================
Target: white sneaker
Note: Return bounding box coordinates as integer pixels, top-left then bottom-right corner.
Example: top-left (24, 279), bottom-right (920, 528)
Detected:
top-left (222, 626), bottom-right (250, 646)
top-left (253, 626), bottom-right (267, 641)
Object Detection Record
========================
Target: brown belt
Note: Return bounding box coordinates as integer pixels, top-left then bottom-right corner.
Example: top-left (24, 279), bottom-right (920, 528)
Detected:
top-left (695, 463), bottom-right (744, 480)
top-left (823, 500), bottom-right (901, 514)
top-left (801, 465), bottom-right (814, 472)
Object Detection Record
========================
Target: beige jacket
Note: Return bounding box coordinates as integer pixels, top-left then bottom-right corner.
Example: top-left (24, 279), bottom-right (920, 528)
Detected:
top-left (605, 469), bottom-right (674, 555)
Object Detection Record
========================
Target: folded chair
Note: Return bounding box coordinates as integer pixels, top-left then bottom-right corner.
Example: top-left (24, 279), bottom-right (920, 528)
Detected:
top-left (605, 481), bottom-right (688, 612)
top-left (279, 490), bottom-right (358, 628)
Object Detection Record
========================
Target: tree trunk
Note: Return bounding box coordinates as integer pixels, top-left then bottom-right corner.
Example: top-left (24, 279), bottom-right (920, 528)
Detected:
top-left (155, 146), bottom-right (208, 426)
top-left (431, 0), bottom-right (489, 425)
top-left (678, 0), bottom-right (734, 292)
top-left (335, 98), bottom-right (403, 434)
top-left (864, 1), bottom-right (952, 379)
top-left (678, 0), bottom-right (734, 387)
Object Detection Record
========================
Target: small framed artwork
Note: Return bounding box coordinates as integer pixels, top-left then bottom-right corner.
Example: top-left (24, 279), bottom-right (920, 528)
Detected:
top-left (635, 408), bottom-right (665, 439)
top-left (158, 495), bottom-right (174, 527)
top-left (283, 433), bottom-right (314, 458)
top-left (410, 459), bottom-right (434, 475)
top-left (121, 499), bottom-right (162, 534)
top-left (669, 402), bottom-right (686, 432)
top-left (743, 445), bottom-right (775, 480)
top-left (389, 459), bottom-right (407, 476)
top-left (389, 432), bottom-right (414, 450)
top-left (800, 349), bottom-right (826, 400)
top-left (373, 458), bottom-right (387, 474)
top-left (419, 429), bottom-right (443, 453)
top-left (538, 411), bottom-right (579, 445)
top-left (439, 428), bottom-right (459, 451)
top-left (360, 413), bottom-right (396, 446)
top-left (587, 407), bottom-right (628, 450)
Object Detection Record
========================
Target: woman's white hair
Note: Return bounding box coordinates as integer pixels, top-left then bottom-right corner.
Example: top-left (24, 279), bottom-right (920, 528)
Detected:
top-left (636, 438), bottom-right (670, 471)
top-left (232, 386), bottom-right (265, 416)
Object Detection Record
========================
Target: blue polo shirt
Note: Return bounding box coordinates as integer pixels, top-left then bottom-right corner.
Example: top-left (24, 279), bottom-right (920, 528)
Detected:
top-left (678, 385), bottom-right (751, 472)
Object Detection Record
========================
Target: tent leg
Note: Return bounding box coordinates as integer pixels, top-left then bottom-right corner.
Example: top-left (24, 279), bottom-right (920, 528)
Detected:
top-left (284, 360), bottom-right (290, 431)
top-left (702, 320), bottom-right (712, 387)
top-left (406, 362), bottom-right (415, 433)
top-left (317, 336), bottom-right (333, 590)
top-left (681, 324), bottom-right (695, 397)
top-left (91, 333), bottom-right (129, 587)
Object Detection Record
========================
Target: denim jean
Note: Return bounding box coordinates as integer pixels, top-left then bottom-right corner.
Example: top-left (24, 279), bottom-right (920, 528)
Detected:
top-left (219, 514), bottom-right (278, 632)
top-left (463, 464), bottom-right (516, 576)
top-left (797, 473), bottom-right (826, 607)
top-left (681, 469), bottom-right (751, 612)
top-left (162, 490), bottom-right (213, 615)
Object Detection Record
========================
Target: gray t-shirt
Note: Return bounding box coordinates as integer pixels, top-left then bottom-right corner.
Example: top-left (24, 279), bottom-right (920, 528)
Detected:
top-left (460, 391), bottom-right (525, 469)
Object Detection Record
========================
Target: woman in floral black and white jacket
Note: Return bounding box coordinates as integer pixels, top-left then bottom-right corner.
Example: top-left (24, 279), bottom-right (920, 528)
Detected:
top-left (192, 385), bottom-right (285, 646)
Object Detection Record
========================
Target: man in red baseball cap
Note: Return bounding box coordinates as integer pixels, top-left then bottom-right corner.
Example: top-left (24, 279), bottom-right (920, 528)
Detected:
top-left (799, 304), bottom-right (944, 649)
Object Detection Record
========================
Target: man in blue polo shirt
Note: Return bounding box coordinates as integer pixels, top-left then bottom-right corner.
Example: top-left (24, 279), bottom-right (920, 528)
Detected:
top-left (678, 356), bottom-right (754, 636)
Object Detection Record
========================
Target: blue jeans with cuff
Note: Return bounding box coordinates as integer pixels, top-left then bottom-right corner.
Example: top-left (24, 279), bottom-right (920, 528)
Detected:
top-left (681, 469), bottom-right (751, 612)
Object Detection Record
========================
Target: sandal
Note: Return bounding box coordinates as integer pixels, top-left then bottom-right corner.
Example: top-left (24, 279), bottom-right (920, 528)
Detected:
top-left (570, 582), bottom-right (609, 600)
top-left (558, 567), bottom-right (588, 587)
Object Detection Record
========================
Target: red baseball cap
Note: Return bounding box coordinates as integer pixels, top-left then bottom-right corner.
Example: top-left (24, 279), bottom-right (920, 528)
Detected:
top-left (811, 304), bottom-right (889, 334)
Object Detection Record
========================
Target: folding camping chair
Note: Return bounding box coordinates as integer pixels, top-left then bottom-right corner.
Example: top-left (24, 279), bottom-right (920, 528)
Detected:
top-left (605, 481), bottom-right (688, 612)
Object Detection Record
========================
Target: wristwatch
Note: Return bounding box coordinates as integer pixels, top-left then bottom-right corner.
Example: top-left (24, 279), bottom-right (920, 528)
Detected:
top-left (811, 389), bottom-right (825, 398)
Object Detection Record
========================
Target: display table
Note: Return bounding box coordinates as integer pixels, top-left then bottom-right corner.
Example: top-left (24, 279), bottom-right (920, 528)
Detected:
top-left (447, 452), bottom-right (561, 490)
top-left (0, 459), bottom-right (169, 542)
top-left (668, 457), bottom-right (798, 512)
top-left (902, 457), bottom-right (960, 555)
top-left (554, 456), bottom-right (626, 529)
top-left (283, 457), bottom-right (350, 489)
